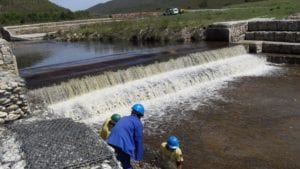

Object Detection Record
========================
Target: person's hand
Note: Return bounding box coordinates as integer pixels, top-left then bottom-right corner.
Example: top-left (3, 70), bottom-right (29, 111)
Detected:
top-left (138, 161), bottom-right (144, 168)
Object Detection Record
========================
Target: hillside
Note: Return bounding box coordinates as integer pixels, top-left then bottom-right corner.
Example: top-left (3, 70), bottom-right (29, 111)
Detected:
top-left (88, 0), bottom-right (262, 14)
top-left (0, 0), bottom-right (67, 13)
top-left (0, 0), bottom-right (91, 25)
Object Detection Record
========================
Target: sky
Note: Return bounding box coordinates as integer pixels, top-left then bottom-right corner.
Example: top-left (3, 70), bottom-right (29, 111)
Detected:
top-left (49, 0), bottom-right (110, 11)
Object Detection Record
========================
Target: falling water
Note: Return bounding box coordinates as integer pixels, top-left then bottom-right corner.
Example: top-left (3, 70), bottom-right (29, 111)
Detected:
top-left (47, 46), bottom-right (275, 125)
top-left (29, 45), bottom-right (246, 104)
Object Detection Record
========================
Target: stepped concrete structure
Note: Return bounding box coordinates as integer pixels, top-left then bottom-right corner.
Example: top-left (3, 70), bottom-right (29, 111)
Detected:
top-left (1, 18), bottom-right (114, 41)
top-left (206, 18), bottom-right (300, 64)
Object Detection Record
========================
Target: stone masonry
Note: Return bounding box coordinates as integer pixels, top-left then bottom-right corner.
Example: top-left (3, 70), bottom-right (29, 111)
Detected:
top-left (0, 39), bottom-right (29, 124)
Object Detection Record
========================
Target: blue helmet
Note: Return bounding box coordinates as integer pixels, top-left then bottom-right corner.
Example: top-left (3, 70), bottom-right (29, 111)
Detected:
top-left (131, 103), bottom-right (144, 116)
top-left (167, 135), bottom-right (180, 150)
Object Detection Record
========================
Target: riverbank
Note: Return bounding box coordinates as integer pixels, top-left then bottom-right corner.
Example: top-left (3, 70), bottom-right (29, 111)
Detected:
top-left (47, 0), bottom-right (300, 43)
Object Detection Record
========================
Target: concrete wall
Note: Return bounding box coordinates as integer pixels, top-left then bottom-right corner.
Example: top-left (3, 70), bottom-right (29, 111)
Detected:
top-left (0, 39), bottom-right (29, 124)
top-left (248, 20), bottom-right (300, 31)
top-left (263, 42), bottom-right (300, 55)
top-left (245, 32), bottom-right (300, 42)
top-left (206, 21), bottom-right (248, 42)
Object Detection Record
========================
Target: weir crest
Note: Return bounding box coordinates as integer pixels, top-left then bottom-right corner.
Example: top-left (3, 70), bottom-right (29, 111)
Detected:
top-left (29, 45), bottom-right (247, 104)
top-left (45, 46), bottom-right (275, 126)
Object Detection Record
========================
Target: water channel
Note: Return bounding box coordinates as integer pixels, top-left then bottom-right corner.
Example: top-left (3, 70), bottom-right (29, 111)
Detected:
top-left (12, 41), bottom-right (300, 169)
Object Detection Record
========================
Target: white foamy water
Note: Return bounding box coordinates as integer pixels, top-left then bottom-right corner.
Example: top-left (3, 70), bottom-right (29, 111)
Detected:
top-left (29, 45), bottom-right (246, 104)
top-left (48, 53), bottom-right (276, 133)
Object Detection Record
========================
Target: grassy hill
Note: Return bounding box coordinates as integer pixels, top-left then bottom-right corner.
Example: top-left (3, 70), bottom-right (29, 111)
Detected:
top-left (0, 0), bottom-right (67, 13)
top-left (0, 0), bottom-right (90, 25)
top-left (88, 0), bottom-right (262, 14)
top-left (53, 0), bottom-right (300, 43)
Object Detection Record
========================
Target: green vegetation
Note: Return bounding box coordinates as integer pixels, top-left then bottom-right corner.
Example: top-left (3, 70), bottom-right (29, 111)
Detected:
top-left (55, 0), bottom-right (300, 43)
top-left (88, 0), bottom-right (263, 14)
top-left (0, 0), bottom-right (91, 25)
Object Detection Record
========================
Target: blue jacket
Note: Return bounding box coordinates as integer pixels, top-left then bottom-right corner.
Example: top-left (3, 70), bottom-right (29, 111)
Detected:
top-left (107, 114), bottom-right (144, 161)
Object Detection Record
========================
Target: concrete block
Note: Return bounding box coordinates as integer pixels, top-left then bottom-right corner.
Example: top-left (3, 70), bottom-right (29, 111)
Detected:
top-left (257, 22), bottom-right (268, 31)
top-left (274, 32), bottom-right (286, 42)
top-left (266, 21), bottom-right (277, 31)
top-left (277, 21), bottom-right (289, 31)
top-left (288, 21), bottom-right (298, 31)
top-left (285, 32), bottom-right (296, 42)
top-left (245, 32), bottom-right (255, 40)
top-left (254, 32), bottom-right (265, 40)
top-left (292, 45), bottom-right (300, 55)
top-left (280, 45), bottom-right (292, 54)
top-left (296, 33), bottom-right (300, 42)
top-left (248, 22), bottom-right (257, 31)
top-left (266, 32), bottom-right (275, 41)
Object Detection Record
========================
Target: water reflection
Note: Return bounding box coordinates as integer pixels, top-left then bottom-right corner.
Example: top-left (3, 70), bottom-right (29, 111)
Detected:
top-left (12, 41), bottom-right (226, 69)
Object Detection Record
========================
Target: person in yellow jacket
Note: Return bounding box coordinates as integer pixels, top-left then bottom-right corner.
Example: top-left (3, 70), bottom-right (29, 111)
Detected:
top-left (99, 114), bottom-right (121, 140)
top-left (160, 135), bottom-right (183, 169)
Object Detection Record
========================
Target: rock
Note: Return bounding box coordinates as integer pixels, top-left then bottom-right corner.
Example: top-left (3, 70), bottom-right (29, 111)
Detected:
top-left (13, 87), bottom-right (21, 92)
top-left (2, 99), bottom-right (11, 105)
top-left (6, 104), bottom-right (18, 111)
top-left (10, 82), bottom-right (18, 88)
top-left (11, 160), bottom-right (26, 169)
top-left (0, 84), bottom-right (8, 90)
top-left (0, 89), bottom-right (5, 95)
top-left (0, 118), bottom-right (5, 124)
top-left (5, 114), bottom-right (21, 121)
top-left (0, 111), bottom-right (8, 118)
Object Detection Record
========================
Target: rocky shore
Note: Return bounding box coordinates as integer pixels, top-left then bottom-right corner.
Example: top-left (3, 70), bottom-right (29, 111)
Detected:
top-left (0, 72), bottom-right (29, 124)
top-left (47, 26), bottom-right (206, 44)
top-left (0, 39), bottom-right (29, 124)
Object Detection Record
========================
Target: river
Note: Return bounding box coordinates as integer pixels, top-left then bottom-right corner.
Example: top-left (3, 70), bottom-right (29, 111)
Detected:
top-left (12, 41), bottom-right (300, 169)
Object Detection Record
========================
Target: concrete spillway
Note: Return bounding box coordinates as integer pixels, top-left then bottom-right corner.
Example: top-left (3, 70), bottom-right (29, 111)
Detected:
top-left (29, 45), bottom-right (246, 104)
top-left (35, 46), bottom-right (276, 126)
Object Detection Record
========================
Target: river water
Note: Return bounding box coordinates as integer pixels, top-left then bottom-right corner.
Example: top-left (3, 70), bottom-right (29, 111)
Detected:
top-left (12, 41), bottom-right (300, 169)
top-left (144, 64), bottom-right (300, 169)
top-left (11, 41), bottom-right (227, 87)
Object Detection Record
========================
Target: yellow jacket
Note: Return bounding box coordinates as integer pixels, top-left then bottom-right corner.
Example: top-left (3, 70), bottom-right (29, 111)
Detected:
top-left (99, 118), bottom-right (114, 140)
top-left (160, 142), bottom-right (183, 169)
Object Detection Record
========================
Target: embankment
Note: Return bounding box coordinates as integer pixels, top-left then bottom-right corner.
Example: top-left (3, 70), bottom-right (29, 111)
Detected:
top-left (49, 26), bottom-right (206, 43)
top-left (0, 39), bottom-right (29, 124)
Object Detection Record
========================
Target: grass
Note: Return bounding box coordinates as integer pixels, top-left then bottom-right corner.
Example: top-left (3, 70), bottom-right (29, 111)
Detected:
top-left (58, 0), bottom-right (300, 42)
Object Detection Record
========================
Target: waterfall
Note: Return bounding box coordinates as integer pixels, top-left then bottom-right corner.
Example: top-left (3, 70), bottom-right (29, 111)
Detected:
top-left (47, 48), bottom-right (275, 126)
top-left (29, 45), bottom-right (247, 104)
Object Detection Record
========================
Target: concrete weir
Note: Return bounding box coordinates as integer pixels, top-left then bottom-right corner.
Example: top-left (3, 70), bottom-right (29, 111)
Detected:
top-left (206, 19), bottom-right (300, 64)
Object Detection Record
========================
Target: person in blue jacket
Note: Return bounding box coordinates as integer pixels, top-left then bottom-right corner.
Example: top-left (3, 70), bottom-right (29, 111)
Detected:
top-left (107, 103), bottom-right (145, 169)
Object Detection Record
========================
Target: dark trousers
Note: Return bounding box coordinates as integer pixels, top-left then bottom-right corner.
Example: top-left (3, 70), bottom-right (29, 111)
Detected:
top-left (111, 145), bottom-right (132, 169)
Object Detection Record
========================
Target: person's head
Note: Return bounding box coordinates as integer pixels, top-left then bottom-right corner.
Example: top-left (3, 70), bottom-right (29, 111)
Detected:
top-left (167, 135), bottom-right (180, 151)
top-left (110, 113), bottom-right (121, 124)
top-left (131, 103), bottom-right (144, 118)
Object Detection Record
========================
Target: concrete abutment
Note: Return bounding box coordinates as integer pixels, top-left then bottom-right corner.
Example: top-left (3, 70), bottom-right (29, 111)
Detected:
top-left (206, 19), bottom-right (300, 63)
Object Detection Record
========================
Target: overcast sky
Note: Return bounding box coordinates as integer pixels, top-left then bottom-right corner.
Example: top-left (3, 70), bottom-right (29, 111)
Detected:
top-left (49, 0), bottom-right (110, 11)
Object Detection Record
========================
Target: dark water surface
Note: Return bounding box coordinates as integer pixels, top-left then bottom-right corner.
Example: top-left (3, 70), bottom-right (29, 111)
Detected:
top-left (11, 41), bottom-right (226, 69)
top-left (144, 65), bottom-right (300, 169)
top-left (12, 41), bottom-right (227, 88)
